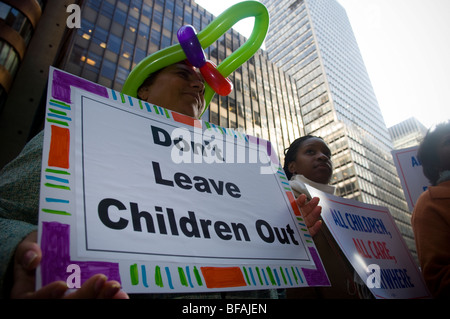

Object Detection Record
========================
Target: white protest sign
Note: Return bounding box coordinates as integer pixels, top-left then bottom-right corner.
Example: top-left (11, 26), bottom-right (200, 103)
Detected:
top-left (36, 67), bottom-right (329, 294)
top-left (306, 184), bottom-right (431, 299)
top-left (391, 146), bottom-right (430, 211)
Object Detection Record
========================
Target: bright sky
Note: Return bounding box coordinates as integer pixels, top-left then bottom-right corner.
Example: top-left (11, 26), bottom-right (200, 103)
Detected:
top-left (195, 0), bottom-right (450, 129)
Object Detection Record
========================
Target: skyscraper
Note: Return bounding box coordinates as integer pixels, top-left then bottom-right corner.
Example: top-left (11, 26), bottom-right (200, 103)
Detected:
top-left (388, 117), bottom-right (428, 149)
top-left (0, 0), bottom-right (304, 168)
top-left (261, 0), bottom-right (416, 258)
top-left (60, 0), bottom-right (305, 159)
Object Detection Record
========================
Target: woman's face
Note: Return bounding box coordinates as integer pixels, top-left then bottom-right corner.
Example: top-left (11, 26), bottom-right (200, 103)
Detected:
top-left (138, 62), bottom-right (205, 119)
top-left (288, 137), bottom-right (333, 184)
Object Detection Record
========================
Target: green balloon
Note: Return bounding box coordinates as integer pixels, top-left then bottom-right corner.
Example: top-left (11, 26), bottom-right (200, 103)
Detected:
top-left (121, 0), bottom-right (269, 115)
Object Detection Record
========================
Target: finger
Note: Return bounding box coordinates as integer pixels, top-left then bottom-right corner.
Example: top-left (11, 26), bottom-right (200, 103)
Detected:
top-left (11, 232), bottom-right (42, 298)
top-left (111, 290), bottom-right (130, 299)
top-left (306, 196), bottom-right (320, 209)
top-left (23, 281), bottom-right (68, 299)
top-left (14, 231), bottom-right (41, 271)
top-left (97, 281), bottom-right (129, 299)
top-left (65, 275), bottom-right (129, 299)
top-left (304, 205), bottom-right (322, 228)
top-left (295, 193), bottom-right (307, 207)
top-left (297, 196), bottom-right (319, 220)
top-left (308, 220), bottom-right (322, 237)
top-left (64, 274), bottom-right (107, 299)
top-left (303, 197), bottom-right (320, 217)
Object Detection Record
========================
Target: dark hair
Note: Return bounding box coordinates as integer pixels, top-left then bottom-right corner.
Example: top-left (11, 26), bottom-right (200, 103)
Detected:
top-left (137, 68), bottom-right (164, 99)
top-left (283, 135), bottom-right (324, 180)
top-left (417, 120), bottom-right (450, 186)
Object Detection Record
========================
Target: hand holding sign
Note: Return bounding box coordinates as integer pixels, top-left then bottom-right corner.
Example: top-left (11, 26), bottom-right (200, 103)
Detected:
top-left (296, 194), bottom-right (322, 237)
top-left (11, 232), bottom-right (128, 299)
top-left (35, 67), bottom-right (329, 295)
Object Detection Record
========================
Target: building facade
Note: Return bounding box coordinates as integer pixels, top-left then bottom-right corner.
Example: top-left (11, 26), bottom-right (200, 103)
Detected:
top-left (0, 0), bottom-right (44, 109)
top-left (0, 0), bottom-right (304, 168)
top-left (261, 0), bottom-right (416, 257)
top-left (0, 0), bottom-right (76, 168)
top-left (0, 0), bottom-right (418, 259)
top-left (58, 0), bottom-right (304, 159)
top-left (388, 117), bottom-right (428, 149)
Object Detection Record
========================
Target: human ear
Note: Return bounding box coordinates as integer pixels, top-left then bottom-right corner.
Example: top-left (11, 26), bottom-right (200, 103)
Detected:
top-left (137, 86), bottom-right (149, 101)
top-left (288, 161), bottom-right (297, 174)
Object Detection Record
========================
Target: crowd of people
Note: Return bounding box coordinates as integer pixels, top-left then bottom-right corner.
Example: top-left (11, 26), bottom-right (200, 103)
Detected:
top-left (0, 60), bottom-right (448, 299)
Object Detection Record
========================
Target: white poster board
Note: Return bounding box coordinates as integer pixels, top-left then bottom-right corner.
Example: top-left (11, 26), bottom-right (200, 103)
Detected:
top-left (391, 146), bottom-right (430, 211)
top-left (306, 185), bottom-right (431, 299)
top-left (36, 67), bottom-right (329, 294)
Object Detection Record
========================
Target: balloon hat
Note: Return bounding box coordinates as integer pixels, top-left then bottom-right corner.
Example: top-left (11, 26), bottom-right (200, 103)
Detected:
top-left (121, 1), bottom-right (269, 115)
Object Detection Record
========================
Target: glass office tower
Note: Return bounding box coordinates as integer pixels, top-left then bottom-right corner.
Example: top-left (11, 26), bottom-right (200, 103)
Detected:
top-left (261, 0), bottom-right (416, 258)
top-left (388, 117), bottom-right (428, 149)
top-left (58, 0), bottom-right (304, 159)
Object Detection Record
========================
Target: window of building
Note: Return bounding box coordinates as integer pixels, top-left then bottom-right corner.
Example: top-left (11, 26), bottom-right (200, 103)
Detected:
top-left (0, 42), bottom-right (19, 75)
top-left (143, 3), bottom-right (153, 18)
top-left (138, 21), bottom-right (150, 38)
top-left (115, 65), bottom-right (129, 86)
top-left (134, 47), bottom-right (146, 64)
top-left (107, 33), bottom-right (121, 54)
top-left (121, 41), bottom-right (134, 60)
top-left (113, 7), bottom-right (127, 25)
top-left (101, 58), bottom-right (117, 79)
top-left (0, 4), bottom-right (34, 44)
top-left (101, 1), bottom-right (115, 18)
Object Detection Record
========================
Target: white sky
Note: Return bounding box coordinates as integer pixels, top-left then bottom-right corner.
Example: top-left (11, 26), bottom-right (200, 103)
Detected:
top-left (195, 0), bottom-right (450, 129)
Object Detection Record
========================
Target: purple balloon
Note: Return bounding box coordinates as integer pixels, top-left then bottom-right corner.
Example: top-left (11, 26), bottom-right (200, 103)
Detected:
top-left (177, 25), bottom-right (206, 68)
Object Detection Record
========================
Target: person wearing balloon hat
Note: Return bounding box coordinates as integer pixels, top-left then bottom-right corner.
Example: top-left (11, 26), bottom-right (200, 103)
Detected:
top-left (0, 20), bottom-right (242, 299)
top-left (2, 59), bottom-right (322, 300)
top-left (136, 61), bottom-right (206, 120)
top-left (1, 3), bottom-right (322, 299)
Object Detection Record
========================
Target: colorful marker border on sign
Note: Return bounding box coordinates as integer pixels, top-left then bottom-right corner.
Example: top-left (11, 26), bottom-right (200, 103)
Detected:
top-left (37, 67), bottom-right (329, 293)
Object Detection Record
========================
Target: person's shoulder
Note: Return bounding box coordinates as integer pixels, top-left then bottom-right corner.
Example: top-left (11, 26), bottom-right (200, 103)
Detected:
top-left (412, 182), bottom-right (450, 224)
top-left (412, 188), bottom-right (433, 223)
top-left (428, 181), bottom-right (450, 200)
top-left (25, 131), bottom-right (44, 152)
top-left (416, 187), bottom-right (432, 204)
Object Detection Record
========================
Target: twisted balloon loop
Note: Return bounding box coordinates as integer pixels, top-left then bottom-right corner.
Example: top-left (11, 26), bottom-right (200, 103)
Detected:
top-left (122, 0), bottom-right (269, 114)
top-left (177, 25), bottom-right (233, 96)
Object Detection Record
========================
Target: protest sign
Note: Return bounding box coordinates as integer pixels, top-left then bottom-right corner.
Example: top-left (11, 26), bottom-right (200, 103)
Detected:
top-left (306, 184), bottom-right (430, 299)
top-left (392, 146), bottom-right (430, 211)
top-left (36, 67), bottom-right (329, 294)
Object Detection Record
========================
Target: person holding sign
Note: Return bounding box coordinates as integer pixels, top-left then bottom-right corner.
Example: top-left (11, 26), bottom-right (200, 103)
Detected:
top-left (0, 61), bottom-right (322, 299)
top-left (282, 135), bottom-right (372, 299)
top-left (136, 61), bottom-right (206, 119)
top-left (412, 120), bottom-right (450, 298)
